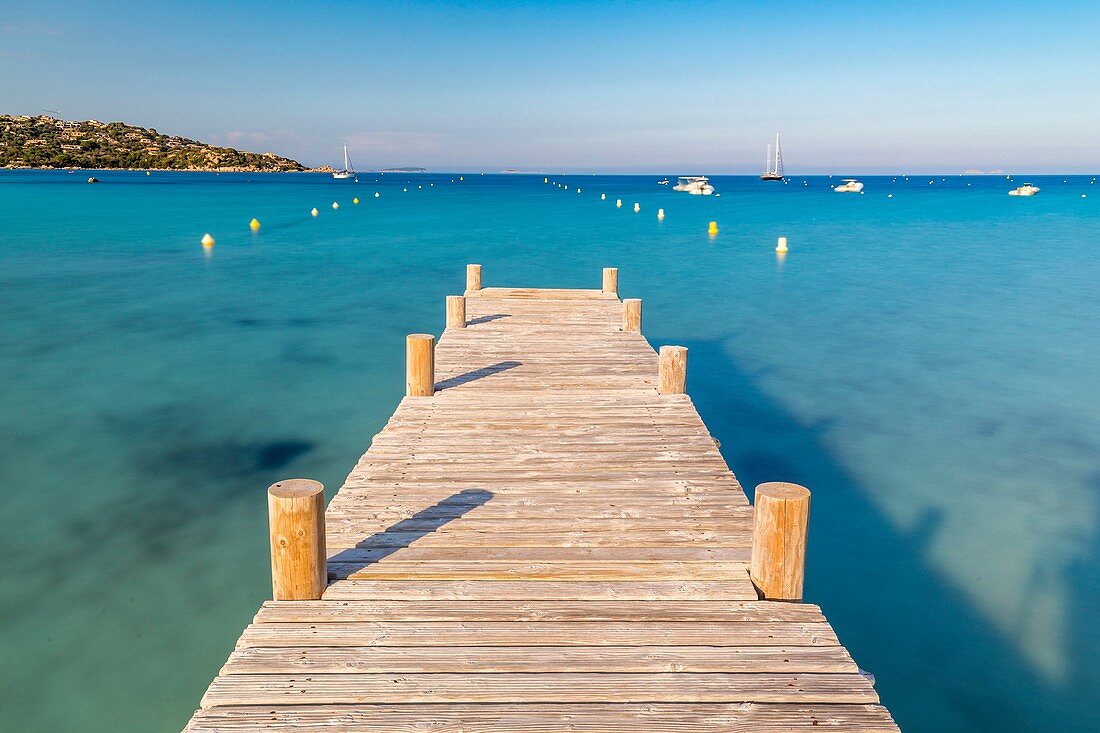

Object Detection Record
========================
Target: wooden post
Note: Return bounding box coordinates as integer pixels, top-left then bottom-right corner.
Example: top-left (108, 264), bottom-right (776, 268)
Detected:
top-left (622, 298), bottom-right (642, 332)
top-left (657, 345), bottom-right (687, 394)
top-left (446, 295), bottom-right (466, 329)
top-left (406, 333), bottom-right (435, 397)
top-left (750, 482), bottom-right (811, 602)
top-left (267, 479), bottom-right (326, 601)
top-left (602, 267), bottom-right (618, 295)
top-left (466, 264), bottom-right (482, 292)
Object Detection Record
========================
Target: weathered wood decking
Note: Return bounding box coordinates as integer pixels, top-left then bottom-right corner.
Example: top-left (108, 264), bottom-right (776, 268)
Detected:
top-left (183, 277), bottom-right (900, 732)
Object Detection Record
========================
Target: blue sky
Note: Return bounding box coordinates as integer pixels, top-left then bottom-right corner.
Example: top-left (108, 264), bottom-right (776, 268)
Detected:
top-left (2, 1), bottom-right (1098, 172)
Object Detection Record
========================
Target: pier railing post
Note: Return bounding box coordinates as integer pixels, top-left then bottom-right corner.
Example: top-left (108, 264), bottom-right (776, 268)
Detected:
top-left (446, 295), bottom-right (466, 329)
top-left (622, 298), bottom-right (642, 332)
top-left (750, 482), bottom-right (811, 602)
top-left (406, 333), bottom-right (436, 397)
top-left (267, 479), bottom-right (326, 601)
top-left (602, 267), bottom-right (618, 295)
top-left (466, 264), bottom-right (482, 292)
top-left (657, 345), bottom-right (687, 394)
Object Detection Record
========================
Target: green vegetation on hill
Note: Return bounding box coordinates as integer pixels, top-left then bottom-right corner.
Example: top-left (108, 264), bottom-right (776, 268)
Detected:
top-left (0, 115), bottom-right (306, 171)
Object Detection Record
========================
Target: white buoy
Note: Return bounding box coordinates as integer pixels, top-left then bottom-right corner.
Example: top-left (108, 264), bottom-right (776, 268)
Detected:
top-left (601, 193), bottom-right (606, 200)
top-left (403, 187), bottom-right (408, 192)
top-left (887, 194), bottom-right (893, 198)
top-left (311, 208), bottom-right (319, 217)
top-left (577, 188), bottom-right (581, 193)
top-left (657, 208), bottom-right (665, 220)
top-left (375, 192), bottom-right (380, 198)
top-left (776, 236), bottom-right (788, 253)
top-left (201, 233), bottom-right (215, 248)
top-left (616, 199), bottom-right (622, 208)
top-left (332, 201), bottom-right (339, 209)
top-left (633, 202), bottom-right (640, 212)
top-left (1083, 194), bottom-right (1088, 199)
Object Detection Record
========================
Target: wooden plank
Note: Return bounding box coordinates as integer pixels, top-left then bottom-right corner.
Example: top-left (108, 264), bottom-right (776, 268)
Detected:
top-left (221, 644), bottom-right (858, 675)
top-left (200, 672), bottom-right (878, 707)
top-left (186, 703), bottom-right (901, 733)
top-left (234, 621), bottom-right (840, 648)
top-left (321, 579), bottom-right (760, 601)
top-left (255, 599), bottom-right (828, 623)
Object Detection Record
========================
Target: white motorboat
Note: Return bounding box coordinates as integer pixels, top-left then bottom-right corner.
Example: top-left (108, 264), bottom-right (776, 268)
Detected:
top-left (672, 176), bottom-right (715, 195)
top-left (657, 178), bottom-right (670, 185)
top-left (1008, 183), bottom-right (1040, 196)
top-left (333, 145), bottom-right (355, 179)
top-left (833, 179), bottom-right (864, 193)
top-left (760, 133), bottom-right (783, 181)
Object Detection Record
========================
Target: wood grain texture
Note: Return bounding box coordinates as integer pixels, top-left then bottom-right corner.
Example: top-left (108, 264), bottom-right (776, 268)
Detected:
top-left (751, 482), bottom-right (811, 601)
top-left (182, 280), bottom-right (897, 733)
top-left (267, 480), bottom-right (326, 601)
top-left (445, 295), bottom-right (466, 329)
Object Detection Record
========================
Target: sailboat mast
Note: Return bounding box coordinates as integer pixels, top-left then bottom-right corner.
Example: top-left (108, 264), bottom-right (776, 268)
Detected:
top-left (343, 145), bottom-right (350, 172)
top-left (775, 133), bottom-right (782, 175)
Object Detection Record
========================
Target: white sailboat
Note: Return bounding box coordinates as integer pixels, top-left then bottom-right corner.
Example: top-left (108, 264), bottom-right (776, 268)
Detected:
top-left (333, 145), bottom-right (355, 179)
top-left (760, 133), bottom-right (783, 181)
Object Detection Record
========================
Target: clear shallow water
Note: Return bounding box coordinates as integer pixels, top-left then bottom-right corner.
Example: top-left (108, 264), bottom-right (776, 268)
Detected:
top-left (1, 170), bottom-right (1097, 732)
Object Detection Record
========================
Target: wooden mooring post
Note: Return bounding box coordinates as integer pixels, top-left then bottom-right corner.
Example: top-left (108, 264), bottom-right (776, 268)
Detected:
top-left (602, 267), bottom-right (618, 295)
top-left (266, 479), bottom-right (326, 601)
top-left (622, 298), bottom-right (642, 332)
top-left (750, 482), bottom-right (811, 601)
top-left (446, 295), bottom-right (466, 329)
top-left (657, 345), bottom-right (687, 394)
top-left (466, 263), bottom-right (482, 292)
top-left (406, 333), bottom-right (436, 397)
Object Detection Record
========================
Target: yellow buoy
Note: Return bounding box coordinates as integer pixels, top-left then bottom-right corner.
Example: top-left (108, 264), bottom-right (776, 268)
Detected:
top-left (311, 208), bottom-right (319, 217)
top-left (633, 203), bottom-right (640, 212)
top-left (616, 199), bottom-right (622, 208)
top-left (353, 197), bottom-right (360, 204)
top-left (201, 233), bottom-right (215, 248)
top-left (544, 177), bottom-right (548, 183)
top-left (657, 208), bottom-right (665, 220)
top-left (708, 221), bottom-right (718, 235)
top-left (249, 218), bottom-right (261, 231)
top-left (776, 236), bottom-right (788, 253)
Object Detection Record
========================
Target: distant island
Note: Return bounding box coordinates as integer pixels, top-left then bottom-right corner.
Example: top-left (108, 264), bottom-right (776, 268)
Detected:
top-left (0, 115), bottom-right (307, 171)
top-left (379, 167), bottom-right (428, 173)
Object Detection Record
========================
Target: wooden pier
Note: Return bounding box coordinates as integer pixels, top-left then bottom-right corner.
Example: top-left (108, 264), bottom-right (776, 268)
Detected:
top-left (183, 266), bottom-right (900, 732)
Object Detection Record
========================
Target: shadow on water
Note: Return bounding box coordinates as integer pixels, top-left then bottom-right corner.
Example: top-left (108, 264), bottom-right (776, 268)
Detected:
top-left (676, 336), bottom-right (1091, 733)
top-left (435, 360), bottom-right (521, 390)
top-left (327, 489), bottom-right (493, 576)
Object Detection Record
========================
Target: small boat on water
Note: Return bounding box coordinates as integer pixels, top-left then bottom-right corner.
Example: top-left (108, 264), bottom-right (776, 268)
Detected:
top-left (1008, 183), bottom-right (1040, 196)
top-left (760, 133), bottom-right (783, 181)
top-left (333, 145), bottom-right (355, 179)
top-left (657, 178), bottom-right (670, 185)
top-left (672, 176), bottom-right (715, 195)
top-left (833, 179), bottom-right (864, 193)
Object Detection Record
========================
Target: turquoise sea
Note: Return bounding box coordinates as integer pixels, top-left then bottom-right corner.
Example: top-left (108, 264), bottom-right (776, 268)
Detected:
top-left (1, 170), bottom-right (1098, 732)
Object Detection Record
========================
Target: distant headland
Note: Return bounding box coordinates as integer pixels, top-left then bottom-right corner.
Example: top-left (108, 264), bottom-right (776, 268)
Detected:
top-left (0, 115), bottom-right (307, 172)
